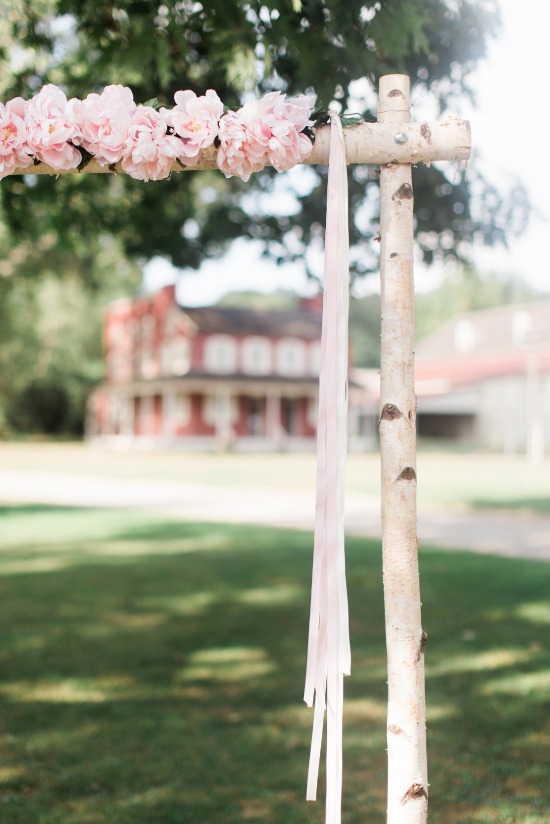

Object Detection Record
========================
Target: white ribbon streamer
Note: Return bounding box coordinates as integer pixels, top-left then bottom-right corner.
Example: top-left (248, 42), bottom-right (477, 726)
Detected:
top-left (304, 114), bottom-right (351, 824)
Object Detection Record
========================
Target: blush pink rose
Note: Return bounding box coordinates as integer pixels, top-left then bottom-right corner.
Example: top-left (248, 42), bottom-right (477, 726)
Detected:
top-left (167, 89), bottom-right (223, 165)
top-left (217, 110), bottom-right (266, 183)
top-left (267, 130), bottom-right (313, 172)
top-left (25, 84), bottom-right (81, 170)
top-left (217, 92), bottom-right (313, 181)
top-left (0, 97), bottom-right (33, 179)
top-left (280, 94), bottom-right (314, 129)
top-left (217, 96), bottom-right (278, 182)
top-left (72, 84), bottom-right (136, 165)
top-left (261, 92), bottom-right (314, 171)
top-left (121, 105), bottom-right (182, 181)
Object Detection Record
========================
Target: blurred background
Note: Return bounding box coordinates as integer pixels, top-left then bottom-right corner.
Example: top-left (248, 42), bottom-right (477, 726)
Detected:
top-left (0, 0), bottom-right (548, 448)
top-left (1, 2), bottom-right (550, 823)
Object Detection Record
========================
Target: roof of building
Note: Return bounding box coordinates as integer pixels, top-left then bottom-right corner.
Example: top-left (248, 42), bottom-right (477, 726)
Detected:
top-left (417, 300), bottom-right (550, 358)
top-left (415, 300), bottom-right (550, 390)
top-left (180, 305), bottom-right (322, 339)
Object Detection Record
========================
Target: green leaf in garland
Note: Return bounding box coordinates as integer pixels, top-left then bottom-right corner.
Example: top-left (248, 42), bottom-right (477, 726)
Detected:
top-left (312, 110), bottom-right (363, 129)
top-left (77, 147), bottom-right (94, 172)
top-left (143, 98), bottom-right (160, 110)
top-left (311, 109), bottom-right (331, 128)
top-left (340, 113), bottom-right (364, 127)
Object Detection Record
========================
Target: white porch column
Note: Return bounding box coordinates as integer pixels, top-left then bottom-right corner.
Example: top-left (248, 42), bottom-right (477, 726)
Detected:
top-left (124, 394), bottom-right (135, 437)
top-left (214, 386), bottom-right (234, 449)
top-left (266, 389), bottom-right (283, 448)
top-left (162, 389), bottom-right (175, 440)
top-left (526, 352), bottom-right (544, 464)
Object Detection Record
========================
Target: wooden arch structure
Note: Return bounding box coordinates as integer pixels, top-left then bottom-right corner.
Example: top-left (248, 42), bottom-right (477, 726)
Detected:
top-left (10, 73), bottom-right (471, 824)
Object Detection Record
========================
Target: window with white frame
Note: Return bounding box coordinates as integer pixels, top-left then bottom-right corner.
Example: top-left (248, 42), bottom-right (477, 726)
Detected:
top-left (174, 393), bottom-right (191, 427)
top-left (204, 334), bottom-right (237, 373)
top-left (141, 315), bottom-right (156, 341)
top-left (164, 308), bottom-right (184, 337)
top-left (160, 343), bottom-right (171, 376)
top-left (160, 337), bottom-right (190, 376)
top-left (108, 352), bottom-right (131, 383)
top-left (453, 320), bottom-right (476, 353)
top-left (512, 310), bottom-right (532, 345)
top-left (107, 321), bottom-right (125, 348)
top-left (276, 337), bottom-right (306, 376)
top-left (242, 336), bottom-right (271, 375)
top-left (309, 341), bottom-right (322, 376)
top-left (140, 348), bottom-right (157, 379)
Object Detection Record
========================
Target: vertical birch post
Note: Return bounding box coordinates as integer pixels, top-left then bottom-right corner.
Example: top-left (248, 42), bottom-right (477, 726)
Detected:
top-left (378, 74), bottom-right (428, 823)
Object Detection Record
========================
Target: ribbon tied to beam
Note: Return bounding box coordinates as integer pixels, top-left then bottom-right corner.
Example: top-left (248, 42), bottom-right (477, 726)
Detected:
top-left (304, 113), bottom-right (351, 824)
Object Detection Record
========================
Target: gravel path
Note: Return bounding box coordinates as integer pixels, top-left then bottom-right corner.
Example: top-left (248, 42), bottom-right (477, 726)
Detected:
top-left (1, 469), bottom-right (549, 561)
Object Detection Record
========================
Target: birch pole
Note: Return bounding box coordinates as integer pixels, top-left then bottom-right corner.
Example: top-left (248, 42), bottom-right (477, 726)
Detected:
top-left (378, 75), bottom-right (428, 824)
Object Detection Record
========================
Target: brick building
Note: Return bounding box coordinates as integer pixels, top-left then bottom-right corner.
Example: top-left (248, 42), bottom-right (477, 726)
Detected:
top-left (87, 284), bottom-right (367, 450)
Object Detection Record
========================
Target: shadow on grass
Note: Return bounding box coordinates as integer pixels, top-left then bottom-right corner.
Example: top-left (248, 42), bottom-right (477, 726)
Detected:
top-left (470, 496), bottom-right (550, 516)
top-left (1, 505), bottom-right (550, 823)
top-left (1, 503), bottom-right (82, 516)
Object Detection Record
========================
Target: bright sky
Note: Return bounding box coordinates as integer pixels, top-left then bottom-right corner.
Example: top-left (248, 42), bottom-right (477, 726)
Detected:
top-left (144, 0), bottom-right (550, 306)
top-left (460, 0), bottom-right (550, 294)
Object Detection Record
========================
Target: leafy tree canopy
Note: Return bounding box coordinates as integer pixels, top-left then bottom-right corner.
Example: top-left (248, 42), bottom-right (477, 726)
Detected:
top-left (0, 0), bottom-right (529, 286)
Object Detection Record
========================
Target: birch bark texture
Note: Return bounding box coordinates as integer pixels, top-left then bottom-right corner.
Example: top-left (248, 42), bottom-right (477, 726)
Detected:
top-left (378, 75), bottom-right (428, 824)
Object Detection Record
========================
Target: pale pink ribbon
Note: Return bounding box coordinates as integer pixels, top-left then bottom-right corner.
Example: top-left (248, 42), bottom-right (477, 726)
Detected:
top-left (304, 114), bottom-right (351, 824)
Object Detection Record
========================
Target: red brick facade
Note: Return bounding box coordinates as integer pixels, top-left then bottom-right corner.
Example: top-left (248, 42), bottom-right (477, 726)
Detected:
top-left (88, 285), bottom-right (325, 449)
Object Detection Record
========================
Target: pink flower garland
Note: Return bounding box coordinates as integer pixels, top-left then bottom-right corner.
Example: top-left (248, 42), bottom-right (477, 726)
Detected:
top-left (0, 98), bottom-right (34, 178)
top-left (217, 92), bottom-right (314, 181)
top-left (0, 84), bottom-right (314, 182)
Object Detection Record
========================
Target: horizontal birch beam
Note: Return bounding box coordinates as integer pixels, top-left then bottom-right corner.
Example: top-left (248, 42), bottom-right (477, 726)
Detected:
top-left (10, 117), bottom-right (470, 177)
top-left (306, 117), bottom-right (470, 166)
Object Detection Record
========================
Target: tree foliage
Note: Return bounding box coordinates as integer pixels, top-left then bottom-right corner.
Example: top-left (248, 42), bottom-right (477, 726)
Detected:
top-left (0, 0), bottom-right (529, 284)
top-left (0, 254), bottom-right (140, 436)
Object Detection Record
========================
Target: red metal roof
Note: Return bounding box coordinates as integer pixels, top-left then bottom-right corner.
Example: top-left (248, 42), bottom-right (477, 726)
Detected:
top-left (416, 349), bottom-right (550, 390)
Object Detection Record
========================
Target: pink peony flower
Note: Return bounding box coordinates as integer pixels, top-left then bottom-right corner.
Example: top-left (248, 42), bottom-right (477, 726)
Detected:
top-left (280, 94), bottom-right (314, 129)
top-left (121, 105), bottom-right (182, 181)
top-left (72, 84), bottom-right (136, 165)
top-left (217, 110), bottom-right (266, 183)
top-left (25, 84), bottom-right (81, 170)
top-left (261, 92), bottom-right (314, 171)
top-left (167, 89), bottom-right (223, 165)
top-left (217, 92), bottom-right (313, 181)
top-left (267, 130), bottom-right (313, 172)
top-left (0, 97), bottom-right (33, 179)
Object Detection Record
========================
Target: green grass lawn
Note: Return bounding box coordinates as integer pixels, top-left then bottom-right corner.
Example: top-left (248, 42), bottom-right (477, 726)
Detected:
top-left (1, 505), bottom-right (550, 822)
top-left (1, 442), bottom-right (550, 515)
